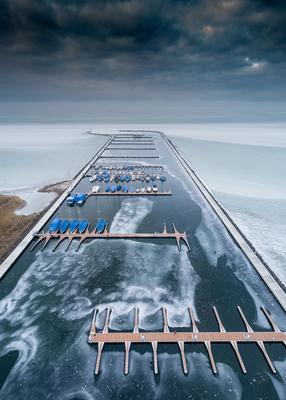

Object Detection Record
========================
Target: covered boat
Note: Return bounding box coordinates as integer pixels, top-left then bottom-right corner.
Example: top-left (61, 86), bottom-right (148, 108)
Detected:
top-left (96, 218), bottom-right (106, 233)
top-left (92, 185), bottom-right (100, 193)
top-left (75, 193), bottom-right (87, 206)
top-left (89, 174), bottom-right (97, 182)
top-left (105, 184), bottom-right (111, 192)
top-left (69, 219), bottom-right (79, 233)
top-left (49, 218), bottom-right (61, 233)
top-left (59, 219), bottom-right (70, 234)
top-left (123, 185), bottom-right (128, 193)
top-left (111, 185), bottom-right (117, 193)
top-left (78, 219), bottom-right (89, 234)
top-left (66, 194), bottom-right (76, 206)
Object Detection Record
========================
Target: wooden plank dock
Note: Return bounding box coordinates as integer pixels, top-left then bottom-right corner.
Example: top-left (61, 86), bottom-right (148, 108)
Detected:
top-left (88, 306), bottom-right (286, 376)
top-left (31, 223), bottom-right (191, 252)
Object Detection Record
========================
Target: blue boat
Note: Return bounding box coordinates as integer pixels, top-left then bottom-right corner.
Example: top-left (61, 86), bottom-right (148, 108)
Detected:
top-left (69, 219), bottom-right (79, 233)
top-left (120, 176), bottom-right (125, 182)
top-left (59, 219), bottom-right (70, 234)
top-left (75, 193), bottom-right (87, 206)
top-left (96, 218), bottom-right (106, 233)
top-left (125, 175), bottom-right (131, 182)
top-left (105, 184), bottom-right (111, 192)
top-left (160, 176), bottom-right (166, 182)
top-left (111, 184), bottom-right (117, 193)
top-left (66, 194), bottom-right (76, 206)
top-left (123, 185), bottom-right (128, 193)
top-left (78, 219), bottom-right (89, 234)
top-left (49, 218), bottom-right (61, 233)
top-left (98, 176), bottom-right (103, 182)
top-left (117, 184), bottom-right (122, 192)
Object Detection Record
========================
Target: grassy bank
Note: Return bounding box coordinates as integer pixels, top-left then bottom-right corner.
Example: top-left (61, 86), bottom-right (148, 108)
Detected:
top-left (0, 194), bottom-right (39, 263)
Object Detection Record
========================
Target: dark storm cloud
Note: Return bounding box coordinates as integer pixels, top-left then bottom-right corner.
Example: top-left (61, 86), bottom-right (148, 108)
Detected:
top-left (0, 0), bottom-right (286, 101)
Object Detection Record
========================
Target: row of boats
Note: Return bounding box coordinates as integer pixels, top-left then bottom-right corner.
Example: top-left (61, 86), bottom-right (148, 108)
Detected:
top-left (89, 172), bottom-right (166, 184)
top-left (49, 218), bottom-right (106, 234)
top-left (91, 184), bottom-right (159, 193)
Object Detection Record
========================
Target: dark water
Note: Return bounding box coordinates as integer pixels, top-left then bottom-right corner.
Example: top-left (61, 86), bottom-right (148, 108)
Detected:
top-left (0, 132), bottom-right (285, 399)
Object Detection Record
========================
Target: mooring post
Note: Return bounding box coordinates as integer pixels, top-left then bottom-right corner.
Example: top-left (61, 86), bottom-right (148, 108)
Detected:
top-left (237, 306), bottom-right (276, 373)
top-left (213, 306), bottom-right (246, 373)
top-left (178, 341), bottom-right (188, 375)
top-left (162, 307), bottom-right (170, 333)
top-left (152, 341), bottom-right (158, 374)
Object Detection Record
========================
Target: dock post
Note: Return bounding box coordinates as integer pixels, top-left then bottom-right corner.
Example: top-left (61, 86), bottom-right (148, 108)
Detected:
top-left (204, 341), bottom-right (217, 374)
top-left (151, 341), bottom-right (159, 374)
top-left (237, 306), bottom-right (276, 373)
top-left (124, 341), bottom-right (131, 375)
top-left (162, 307), bottom-right (170, 333)
top-left (95, 342), bottom-right (104, 375)
top-left (178, 341), bottom-right (188, 374)
top-left (213, 306), bottom-right (246, 373)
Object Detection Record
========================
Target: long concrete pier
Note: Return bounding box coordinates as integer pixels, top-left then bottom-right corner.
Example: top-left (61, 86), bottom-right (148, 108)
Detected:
top-left (119, 129), bottom-right (286, 312)
top-left (160, 131), bottom-right (286, 312)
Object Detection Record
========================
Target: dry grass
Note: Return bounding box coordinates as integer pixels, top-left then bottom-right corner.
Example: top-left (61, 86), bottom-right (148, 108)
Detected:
top-left (0, 194), bottom-right (39, 262)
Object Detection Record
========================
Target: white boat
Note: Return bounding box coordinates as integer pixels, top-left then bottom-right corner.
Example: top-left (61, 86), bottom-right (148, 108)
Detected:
top-left (89, 174), bottom-right (97, 182)
top-left (92, 185), bottom-right (100, 193)
top-left (141, 187), bottom-right (146, 193)
top-left (147, 186), bottom-right (152, 193)
top-left (135, 188), bottom-right (140, 193)
top-left (152, 185), bottom-right (158, 193)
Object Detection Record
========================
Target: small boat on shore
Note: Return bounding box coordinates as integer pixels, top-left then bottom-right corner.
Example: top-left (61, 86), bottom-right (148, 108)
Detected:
top-left (123, 185), bottom-right (128, 193)
top-left (96, 218), bottom-right (106, 233)
top-left (105, 184), bottom-right (111, 192)
top-left (59, 219), bottom-right (70, 234)
top-left (78, 219), bottom-right (89, 234)
top-left (152, 185), bottom-right (158, 193)
top-left (49, 218), bottom-right (61, 233)
top-left (69, 219), bottom-right (79, 233)
top-left (111, 184), bottom-right (117, 193)
top-left (147, 186), bottom-right (152, 193)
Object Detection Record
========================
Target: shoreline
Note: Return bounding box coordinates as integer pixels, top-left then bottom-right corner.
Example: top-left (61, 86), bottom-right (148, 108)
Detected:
top-left (0, 180), bottom-right (71, 263)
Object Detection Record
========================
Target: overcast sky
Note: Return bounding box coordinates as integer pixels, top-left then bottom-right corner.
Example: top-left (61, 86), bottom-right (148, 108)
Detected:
top-left (1, 0), bottom-right (285, 122)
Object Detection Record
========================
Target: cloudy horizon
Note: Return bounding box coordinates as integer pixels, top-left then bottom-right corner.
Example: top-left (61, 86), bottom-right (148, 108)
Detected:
top-left (1, 0), bottom-right (286, 122)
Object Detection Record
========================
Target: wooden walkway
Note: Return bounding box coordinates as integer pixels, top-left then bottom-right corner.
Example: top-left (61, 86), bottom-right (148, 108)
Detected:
top-left (31, 223), bottom-right (190, 252)
top-left (86, 190), bottom-right (171, 197)
top-left (88, 306), bottom-right (286, 376)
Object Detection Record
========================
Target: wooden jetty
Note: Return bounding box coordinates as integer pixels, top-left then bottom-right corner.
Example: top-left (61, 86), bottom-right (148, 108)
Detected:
top-left (88, 306), bottom-right (286, 376)
top-left (31, 223), bottom-right (190, 252)
top-left (86, 190), bottom-right (172, 197)
top-left (92, 164), bottom-right (163, 170)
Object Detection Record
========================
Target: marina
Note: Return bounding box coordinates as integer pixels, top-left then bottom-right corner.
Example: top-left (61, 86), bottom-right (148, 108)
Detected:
top-left (0, 130), bottom-right (285, 399)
